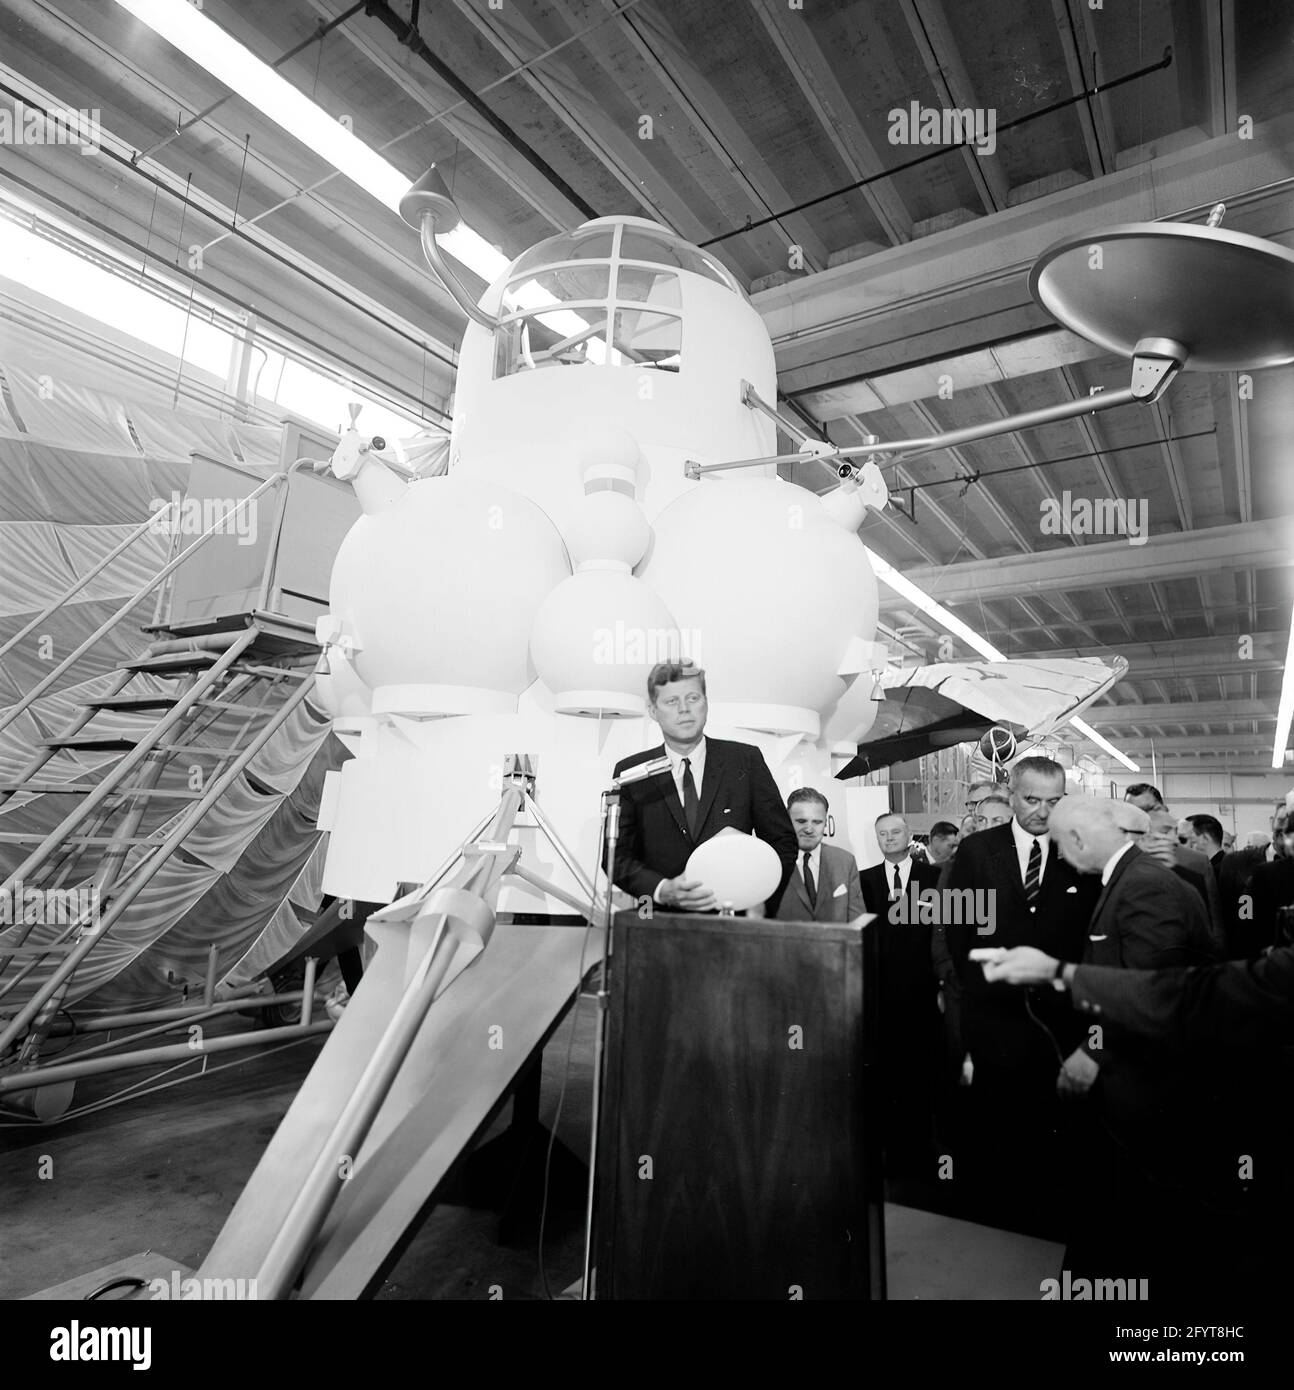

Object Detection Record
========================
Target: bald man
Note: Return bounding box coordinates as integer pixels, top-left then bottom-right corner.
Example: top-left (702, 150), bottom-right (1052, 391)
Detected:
top-left (1047, 797), bottom-right (1223, 1290)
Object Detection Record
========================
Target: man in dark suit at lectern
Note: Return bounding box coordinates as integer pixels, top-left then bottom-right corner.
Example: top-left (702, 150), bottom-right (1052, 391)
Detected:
top-left (773, 787), bottom-right (866, 923)
top-left (611, 660), bottom-right (797, 915)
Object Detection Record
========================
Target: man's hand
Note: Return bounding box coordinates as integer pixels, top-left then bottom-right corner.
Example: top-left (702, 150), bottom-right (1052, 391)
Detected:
top-left (969, 946), bottom-right (1058, 985)
top-left (657, 876), bottom-right (718, 912)
top-left (1057, 1047), bottom-right (1100, 1099)
top-left (959, 1053), bottom-right (974, 1087)
top-left (1140, 834), bottom-right (1177, 869)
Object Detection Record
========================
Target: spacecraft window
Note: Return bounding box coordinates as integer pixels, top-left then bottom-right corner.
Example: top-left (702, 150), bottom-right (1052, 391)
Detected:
top-left (494, 307), bottom-right (612, 375)
top-left (508, 230), bottom-right (616, 279)
top-left (615, 266), bottom-right (681, 309)
top-left (501, 267), bottom-right (611, 313)
top-left (618, 231), bottom-right (742, 294)
top-left (608, 310), bottom-right (681, 371)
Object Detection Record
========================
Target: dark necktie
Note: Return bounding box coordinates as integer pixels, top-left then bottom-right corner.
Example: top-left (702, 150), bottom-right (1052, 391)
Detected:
top-left (681, 757), bottom-right (699, 837)
top-left (892, 863), bottom-right (903, 900)
top-left (803, 852), bottom-right (817, 913)
top-left (1024, 838), bottom-right (1042, 902)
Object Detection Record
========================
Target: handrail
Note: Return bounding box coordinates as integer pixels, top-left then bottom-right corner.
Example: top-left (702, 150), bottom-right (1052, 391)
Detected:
top-left (0, 502), bottom-right (178, 664)
top-left (0, 472), bottom-right (286, 742)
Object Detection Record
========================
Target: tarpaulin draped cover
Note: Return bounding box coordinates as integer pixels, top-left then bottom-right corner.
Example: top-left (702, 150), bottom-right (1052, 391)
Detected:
top-left (0, 368), bottom-right (380, 1013)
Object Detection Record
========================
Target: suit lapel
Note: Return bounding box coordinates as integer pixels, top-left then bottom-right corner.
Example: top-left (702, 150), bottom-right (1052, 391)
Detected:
top-left (646, 745), bottom-right (688, 839)
top-left (693, 739), bottom-right (725, 840)
top-left (1089, 844), bottom-right (1138, 930)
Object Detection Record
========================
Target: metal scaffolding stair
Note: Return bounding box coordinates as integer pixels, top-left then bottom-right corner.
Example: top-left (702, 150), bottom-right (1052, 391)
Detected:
top-left (0, 451), bottom-right (346, 1117)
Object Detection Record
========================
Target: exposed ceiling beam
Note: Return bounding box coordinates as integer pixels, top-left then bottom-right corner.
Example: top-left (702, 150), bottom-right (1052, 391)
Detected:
top-left (588, 0), bottom-right (831, 271)
top-left (1087, 699), bottom-right (1275, 726)
top-left (1051, 0), bottom-right (1106, 177)
top-left (748, 0), bottom-right (913, 247)
top-left (1016, 631), bottom-right (1287, 682)
top-left (758, 113), bottom-right (1294, 388)
top-left (1205, 0), bottom-right (1238, 139)
top-left (305, 0), bottom-right (582, 232)
top-left (443, 0), bottom-right (705, 242)
top-left (896, 0), bottom-right (1009, 215)
top-left (1113, 735), bottom-right (1281, 754)
top-left (877, 519), bottom-right (1294, 608)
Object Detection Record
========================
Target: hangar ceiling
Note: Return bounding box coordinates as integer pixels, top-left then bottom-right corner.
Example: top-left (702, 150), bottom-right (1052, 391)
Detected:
top-left (0, 0), bottom-right (1291, 772)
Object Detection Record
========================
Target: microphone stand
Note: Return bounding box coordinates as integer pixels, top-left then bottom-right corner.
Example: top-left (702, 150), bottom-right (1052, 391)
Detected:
top-left (580, 785), bottom-right (619, 1301)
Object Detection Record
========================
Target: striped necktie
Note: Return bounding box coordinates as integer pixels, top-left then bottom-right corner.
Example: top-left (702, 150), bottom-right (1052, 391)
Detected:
top-left (1024, 838), bottom-right (1042, 903)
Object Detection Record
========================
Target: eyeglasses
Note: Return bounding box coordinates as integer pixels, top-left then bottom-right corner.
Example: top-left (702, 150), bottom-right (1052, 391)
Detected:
top-left (657, 694), bottom-right (705, 711)
top-left (966, 798), bottom-right (988, 811)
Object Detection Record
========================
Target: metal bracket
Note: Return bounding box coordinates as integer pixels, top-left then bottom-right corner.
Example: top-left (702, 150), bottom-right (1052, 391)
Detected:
top-left (888, 486), bottom-right (918, 525)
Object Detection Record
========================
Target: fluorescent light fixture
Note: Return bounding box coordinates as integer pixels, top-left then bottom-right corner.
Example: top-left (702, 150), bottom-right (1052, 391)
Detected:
top-left (1273, 604), bottom-right (1294, 769)
top-left (1069, 716), bottom-right (1138, 772)
top-left (115, 0), bottom-right (410, 214)
top-left (865, 546), bottom-right (1140, 772)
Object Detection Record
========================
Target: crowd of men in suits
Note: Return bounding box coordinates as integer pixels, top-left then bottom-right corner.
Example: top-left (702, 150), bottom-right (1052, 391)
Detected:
top-left (611, 661), bottom-right (1292, 1300)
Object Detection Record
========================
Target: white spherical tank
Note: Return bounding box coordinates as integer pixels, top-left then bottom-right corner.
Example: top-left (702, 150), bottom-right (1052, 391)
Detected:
top-left (642, 479), bottom-right (880, 735)
top-left (328, 474), bottom-right (570, 715)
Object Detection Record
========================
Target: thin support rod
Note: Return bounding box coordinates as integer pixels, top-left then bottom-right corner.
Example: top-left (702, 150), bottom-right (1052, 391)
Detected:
top-left (0, 654), bottom-right (322, 1055)
top-left (505, 863), bottom-right (596, 918)
top-left (523, 792), bottom-right (598, 901)
top-left (686, 386), bottom-right (1141, 477)
top-left (740, 380), bottom-right (815, 446)
top-left (0, 475), bottom-right (284, 741)
top-left (582, 790), bottom-right (618, 1299)
top-left (0, 1020), bottom-right (333, 1091)
top-left (0, 504), bottom-right (177, 664)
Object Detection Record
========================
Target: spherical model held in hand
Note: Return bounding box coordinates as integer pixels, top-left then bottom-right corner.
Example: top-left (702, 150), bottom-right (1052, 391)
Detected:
top-left (685, 830), bottom-right (782, 912)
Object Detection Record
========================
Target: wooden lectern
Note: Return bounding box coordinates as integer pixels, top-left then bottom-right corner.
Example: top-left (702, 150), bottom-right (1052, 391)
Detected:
top-left (593, 909), bottom-right (883, 1299)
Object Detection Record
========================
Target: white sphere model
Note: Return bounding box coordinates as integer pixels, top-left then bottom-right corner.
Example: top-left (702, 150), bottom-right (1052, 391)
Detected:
top-left (560, 489), bottom-right (651, 571)
top-left (530, 568), bottom-right (678, 716)
top-left (643, 479), bottom-right (880, 735)
top-left (685, 832), bottom-right (782, 911)
top-left (327, 474), bottom-right (569, 715)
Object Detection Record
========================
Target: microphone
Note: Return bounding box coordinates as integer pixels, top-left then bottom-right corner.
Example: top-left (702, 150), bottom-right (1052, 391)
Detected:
top-left (611, 755), bottom-right (672, 789)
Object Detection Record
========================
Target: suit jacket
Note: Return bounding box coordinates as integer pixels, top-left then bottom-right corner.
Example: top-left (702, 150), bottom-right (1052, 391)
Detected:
top-left (611, 737), bottom-right (797, 915)
top-left (1247, 858), bottom-right (1294, 959)
top-left (1080, 845), bottom-right (1221, 1078)
top-left (1216, 846), bottom-right (1270, 957)
top-left (1168, 845), bottom-right (1225, 950)
top-left (774, 841), bottom-right (866, 923)
top-left (1072, 944), bottom-right (1294, 1049)
top-left (860, 857), bottom-right (944, 1051)
top-left (946, 822), bottom-right (1101, 1069)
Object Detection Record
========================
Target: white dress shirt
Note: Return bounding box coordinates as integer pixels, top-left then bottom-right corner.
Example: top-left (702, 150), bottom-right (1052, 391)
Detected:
top-left (664, 737), bottom-right (706, 801)
top-left (1101, 839), bottom-right (1136, 885)
top-left (800, 844), bottom-right (822, 886)
top-left (1011, 820), bottom-right (1050, 886)
top-left (652, 739), bottom-right (708, 904)
top-left (883, 854), bottom-right (913, 899)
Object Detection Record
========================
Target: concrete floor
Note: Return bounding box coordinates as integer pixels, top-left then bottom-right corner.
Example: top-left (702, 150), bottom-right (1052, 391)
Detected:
top-left (1, 993), bottom-right (1061, 1301)
top-left (0, 998), bottom-right (596, 1302)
